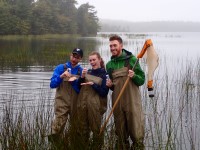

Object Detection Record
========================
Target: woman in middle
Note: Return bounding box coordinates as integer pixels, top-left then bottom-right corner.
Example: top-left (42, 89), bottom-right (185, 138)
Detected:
top-left (75, 51), bottom-right (109, 149)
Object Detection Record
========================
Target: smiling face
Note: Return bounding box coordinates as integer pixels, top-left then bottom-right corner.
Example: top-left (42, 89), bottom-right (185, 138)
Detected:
top-left (70, 53), bottom-right (81, 67)
top-left (89, 54), bottom-right (101, 69)
top-left (109, 40), bottom-right (123, 57)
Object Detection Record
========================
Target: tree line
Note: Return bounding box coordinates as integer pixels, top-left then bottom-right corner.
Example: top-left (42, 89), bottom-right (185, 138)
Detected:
top-left (0, 0), bottom-right (100, 36)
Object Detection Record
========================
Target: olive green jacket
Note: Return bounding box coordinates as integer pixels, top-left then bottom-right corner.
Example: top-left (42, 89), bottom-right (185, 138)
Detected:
top-left (106, 49), bottom-right (145, 86)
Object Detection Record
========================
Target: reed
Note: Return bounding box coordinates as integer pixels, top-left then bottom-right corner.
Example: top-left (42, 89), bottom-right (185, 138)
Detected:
top-left (0, 89), bottom-right (54, 149)
top-left (0, 58), bottom-right (199, 149)
top-left (142, 57), bottom-right (200, 149)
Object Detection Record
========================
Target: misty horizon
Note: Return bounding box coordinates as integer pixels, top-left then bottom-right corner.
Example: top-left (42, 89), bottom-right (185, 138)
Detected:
top-left (77, 0), bottom-right (200, 22)
top-left (99, 19), bottom-right (200, 32)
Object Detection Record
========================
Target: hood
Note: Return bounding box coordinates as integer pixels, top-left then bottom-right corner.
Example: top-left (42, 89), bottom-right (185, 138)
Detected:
top-left (66, 62), bottom-right (80, 69)
top-left (110, 49), bottom-right (133, 61)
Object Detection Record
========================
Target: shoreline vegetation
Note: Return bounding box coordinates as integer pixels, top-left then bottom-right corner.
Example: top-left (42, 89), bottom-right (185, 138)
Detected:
top-left (0, 34), bottom-right (80, 41)
top-left (0, 20), bottom-right (200, 38)
top-left (0, 57), bottom-right (199, 149)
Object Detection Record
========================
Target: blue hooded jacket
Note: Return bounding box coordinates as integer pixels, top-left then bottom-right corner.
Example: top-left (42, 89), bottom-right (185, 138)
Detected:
top-left (50, 62), bottom-right (83, 93)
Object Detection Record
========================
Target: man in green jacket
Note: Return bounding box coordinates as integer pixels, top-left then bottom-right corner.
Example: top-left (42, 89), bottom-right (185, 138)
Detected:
top-left (106, 35), bottom-right (145, 149)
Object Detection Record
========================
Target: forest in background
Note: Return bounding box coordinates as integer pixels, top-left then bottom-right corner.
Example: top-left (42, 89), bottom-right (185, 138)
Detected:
top-left (0, 0), bottom-right (99, 36)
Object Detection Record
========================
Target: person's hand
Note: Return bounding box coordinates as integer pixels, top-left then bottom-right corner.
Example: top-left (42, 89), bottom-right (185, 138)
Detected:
top-left (81, 68), bottom-right (88, 78)
top-left (60, 70), bottom-right (71, 79)
top-left (128, 70), bottom-right (135, 78)
top-left (81, 81), bottom-right (94, 85)
top-left (106, 79), bottom-right (113, 87)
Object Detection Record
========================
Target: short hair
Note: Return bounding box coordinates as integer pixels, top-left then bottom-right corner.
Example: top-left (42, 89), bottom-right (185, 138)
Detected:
top-left (109, 34), bottom-right (123, 44)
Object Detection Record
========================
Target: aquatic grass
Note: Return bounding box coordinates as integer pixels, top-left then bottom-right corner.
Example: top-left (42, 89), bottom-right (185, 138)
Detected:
top-left (0, 57), bottom-right (200, 149)
top-left (0, 89), bottom-right (54, 149)
top-left (0, 46), bottom-right (72, 72)
top-left (0, 35), bottom-right (98, 72)
top-left (143, 57), bottom-right (200, 149)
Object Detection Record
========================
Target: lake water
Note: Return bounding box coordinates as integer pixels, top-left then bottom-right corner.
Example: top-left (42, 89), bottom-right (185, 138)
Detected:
top-left (1, 32), bottom-right (200, 94)
top-left (0, 32), bottom-right (200, 149)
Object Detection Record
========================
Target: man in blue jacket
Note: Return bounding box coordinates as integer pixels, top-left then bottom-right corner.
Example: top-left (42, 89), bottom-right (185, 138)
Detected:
top-left (49, 48), bottom-right (83, 147)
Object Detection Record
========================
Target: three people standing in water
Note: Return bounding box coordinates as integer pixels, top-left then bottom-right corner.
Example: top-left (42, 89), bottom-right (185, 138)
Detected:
top-left (50, 34), bottom-right (145, 149)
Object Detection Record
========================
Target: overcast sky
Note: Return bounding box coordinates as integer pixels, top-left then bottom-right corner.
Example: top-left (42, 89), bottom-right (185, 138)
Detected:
top-left (76, 0), bottom-right (200, 22)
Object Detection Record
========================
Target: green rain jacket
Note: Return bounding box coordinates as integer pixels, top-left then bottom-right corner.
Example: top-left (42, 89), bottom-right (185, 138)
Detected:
top-left (106, 49), bottom-right (145, 86)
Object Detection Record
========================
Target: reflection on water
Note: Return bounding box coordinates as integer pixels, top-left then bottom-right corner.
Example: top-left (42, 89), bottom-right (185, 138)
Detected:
top-left (0, 32), bottom-right (200, 149)
top-left (0, 71), bottom-right (54, 112)
top-left (0, 36), bottom-right (98, 72)
top-left (0, 71), bottom-right (51, 90)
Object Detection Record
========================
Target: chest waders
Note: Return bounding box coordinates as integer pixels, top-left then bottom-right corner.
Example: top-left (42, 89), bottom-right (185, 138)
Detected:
top-left (76, 74), bottom-right (107, 149)
top-left (51, 75), bottom-right (79, 135)
top-left (112, 67), bottom-right (145, 148)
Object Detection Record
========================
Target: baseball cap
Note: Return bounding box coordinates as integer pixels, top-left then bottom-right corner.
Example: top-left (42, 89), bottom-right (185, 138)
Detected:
top-left (72, 48), bottom-right (83, 58)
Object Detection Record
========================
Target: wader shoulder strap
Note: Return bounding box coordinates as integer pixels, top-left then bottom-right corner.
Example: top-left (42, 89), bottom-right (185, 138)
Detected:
top-left (87, 69), bottom-right (92, 75)
top-left (124, 55), bottom-right (131, 69)
top-left (125, 54), bottom-right (136, 70)
top-left (107, 68), bottom-right (113, 80)
top-left (63, 63), bottom-right (68, 71)
top-left (77, 67), bottom-right (81, 75)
